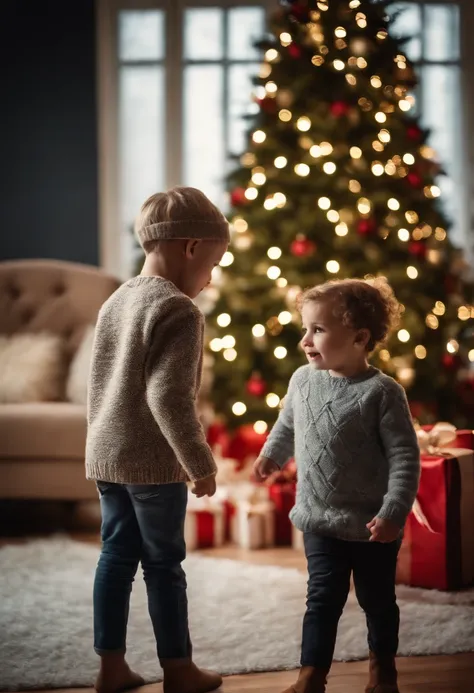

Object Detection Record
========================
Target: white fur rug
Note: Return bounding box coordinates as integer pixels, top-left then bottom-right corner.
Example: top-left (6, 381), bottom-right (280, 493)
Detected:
top-left (1, 539), bottom-right (474, 690)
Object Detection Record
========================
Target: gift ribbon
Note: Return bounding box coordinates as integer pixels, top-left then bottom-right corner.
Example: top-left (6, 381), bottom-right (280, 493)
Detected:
top-left (411, 422), bottom-right (457, 535)
top-left (415, 421), bottom-right (457, 455)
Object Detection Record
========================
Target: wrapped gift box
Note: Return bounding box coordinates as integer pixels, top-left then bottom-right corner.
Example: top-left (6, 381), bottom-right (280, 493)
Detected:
top-left (397, 434), bottom-right (474, 590)
top-left (267, 481), bottom-right (296, 546)
top-left (185, 497), bottom-right (225, 551)
top-left (231, 500), bottom-right (275, 550)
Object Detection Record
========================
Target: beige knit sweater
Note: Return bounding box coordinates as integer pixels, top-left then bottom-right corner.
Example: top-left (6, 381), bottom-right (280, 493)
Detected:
top-left (85, 276), bottom-right (217, 484)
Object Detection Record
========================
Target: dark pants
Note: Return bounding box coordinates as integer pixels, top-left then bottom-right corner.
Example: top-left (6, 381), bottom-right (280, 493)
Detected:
top-left (301, 533), bottom-right (401, 670)
top-left (93, 481), bottom-right (190, 660)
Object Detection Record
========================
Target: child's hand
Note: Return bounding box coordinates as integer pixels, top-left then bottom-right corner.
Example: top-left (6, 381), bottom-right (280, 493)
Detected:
top-left (253, 456), bottom-right (279, 482)
top-left (367, 517), bottom-right (400, 543)
top-left (192, 475), bottom-right (217, 498)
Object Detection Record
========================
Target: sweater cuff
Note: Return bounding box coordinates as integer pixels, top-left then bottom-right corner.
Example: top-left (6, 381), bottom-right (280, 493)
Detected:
top-left (260, 442), bottom-right (287, 469)
top-left (377, 499), bottom-right (409, 528)
top-left (182, 447), bottom-right (217, 482)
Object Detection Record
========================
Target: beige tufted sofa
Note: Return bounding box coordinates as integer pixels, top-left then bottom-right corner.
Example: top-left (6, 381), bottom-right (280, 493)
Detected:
top-left (0, 259), bottom-right (120, 504)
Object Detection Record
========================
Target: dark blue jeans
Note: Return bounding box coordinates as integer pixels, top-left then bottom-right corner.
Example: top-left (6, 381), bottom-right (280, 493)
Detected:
top-left (302, 533), bottom-right (401, 670)
top-left (93, 481), bottom-right (190, 660)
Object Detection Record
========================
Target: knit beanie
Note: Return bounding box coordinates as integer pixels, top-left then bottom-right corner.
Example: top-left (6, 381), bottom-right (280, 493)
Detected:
top-left (137, 218), bottom-right (230, 248)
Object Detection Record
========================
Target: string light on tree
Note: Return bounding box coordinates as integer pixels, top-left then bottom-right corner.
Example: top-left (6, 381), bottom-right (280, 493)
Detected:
top-left (326, 260), bottom-right (340, 274)
top-left (375, 112), bottom-right (387, 123)
top-left (254, 421), bottom-right (268, 434)
top-left (252, 130), bottom-right (266, 144)
top-left (210, 338), bottom-right (222, 352)
top-left (447, 339), bottom-right (459, 354)
top-left (318, 196), bottom-right (331, 210)
top-left (252, 324), bottom-right (265, 338)
top-left (406, 266), bottom-right (418, 279)
top-left (267, 246), bottom-right (282, 260)
top-left (220, 252), bottom-right (234, 267)
top-left (280, 32), bottom-right (292, 46)
top-left (267, 265), bottom-right (281, 280)
top-left (323, 162), bottom-right (337, 174)
top-left (274, 155), bottom-right (288, 168)
top-left (266, 393), bottom-right (280, 408)
top-left (295, 163), bottom-right (310, 176)
top-left (232, 401), bottom-right (247, 416)
top-left (217, 313), bottom-right (231, 327)
top-left (398, 329), bottom-right (410, 343)
top-left (335, 222), bottom-right (349, 236)
top-left (297, 116), bottom-right (312, 131)
top-left (245, 187), bottom-right (258, 200)
top-left (224, 348), bottom-right (237, 361)
top-left (398, 228), bottom-right (410, 242)
top-left (415, 345), bottom-right (427, 359)
top-left (278, 311), bottom-right (292, 325)
top-left (279, 109), bottom-right (292, 122)
top-left (265, 49), bottom-right (279, 62)
top-left (274, 346), bottom-right (287, 359)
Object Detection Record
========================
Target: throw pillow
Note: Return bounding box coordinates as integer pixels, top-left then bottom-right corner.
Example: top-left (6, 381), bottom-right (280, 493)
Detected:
top-left (66, 324), bottom-right (95, 405)
top-left (0, 332), bottom-right (66, 403)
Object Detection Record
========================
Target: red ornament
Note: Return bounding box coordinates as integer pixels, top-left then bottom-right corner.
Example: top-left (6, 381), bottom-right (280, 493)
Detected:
top-left (407, 172), bottom-right (423, 188)
top-left (407, 125), bottom-right (422, 141)
top-left (226, 424), bottom-right (268, 470)
top-left (408, 241), bottom-right (427, 258)
top-left (330, 101), bottom-right (350, 118)
top-left (230, 187), bottom-right (247, 207)
top-left (258, 97), bottom-right (278, 114)
top-left (288, 44), bottom-right (302, 59)
top-left (290, 235), bottom-right (316, 257)
top-left (246, 373), bottom-right (267, 397)
top-left (357, 218), bottom-right (377, 235)
top-left (442, 353), bottom-right (461, 371)
top-left (289, 2), bottom-right (310, 21)
top-left (206, 420), bottom-right (230, 453)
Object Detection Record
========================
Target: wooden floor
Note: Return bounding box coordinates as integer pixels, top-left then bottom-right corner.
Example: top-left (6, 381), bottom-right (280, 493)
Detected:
top-left (3, 534), bottom-right (474, 693)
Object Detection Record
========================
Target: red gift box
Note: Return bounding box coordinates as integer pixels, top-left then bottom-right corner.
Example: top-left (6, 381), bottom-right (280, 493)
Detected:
top-left (267, 482), bottom-right (296, 546)
top-left (185, 498), bottom-right (225, 551)
top-left (397, 447), bottom-right (474, 590)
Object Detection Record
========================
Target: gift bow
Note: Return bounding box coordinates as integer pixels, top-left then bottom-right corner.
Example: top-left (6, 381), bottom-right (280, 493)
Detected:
top-left (415, 421), bottom-right (457, 455)
top-left (409, 422), bottom-right (458, 535)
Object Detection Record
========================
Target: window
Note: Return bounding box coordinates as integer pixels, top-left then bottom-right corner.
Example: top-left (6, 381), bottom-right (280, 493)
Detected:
top-left (98, 0), bottom-right (472, 276)
top-left (389, 2), bottom-right (466, 248)
top-left (99, 1), bottom-right (268, 276)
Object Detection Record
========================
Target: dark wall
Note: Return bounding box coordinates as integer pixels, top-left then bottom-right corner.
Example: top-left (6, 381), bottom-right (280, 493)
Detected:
top-left (1, 0), bottom-right (98, 265)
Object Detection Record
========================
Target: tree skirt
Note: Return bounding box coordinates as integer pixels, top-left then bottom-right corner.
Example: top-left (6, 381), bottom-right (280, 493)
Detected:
top-left (1, 538), bottom-right (474, 690)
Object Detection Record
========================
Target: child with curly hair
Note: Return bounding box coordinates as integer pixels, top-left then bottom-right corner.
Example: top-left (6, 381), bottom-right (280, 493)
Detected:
top-left (254, 277), bottom-right (420, 693)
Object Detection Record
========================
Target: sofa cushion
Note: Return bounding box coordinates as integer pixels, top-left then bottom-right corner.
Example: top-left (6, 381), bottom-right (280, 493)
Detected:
top-left (0, 402), bottom-right (86, 460)
top-left (0, 333), bottom-right (66, 403)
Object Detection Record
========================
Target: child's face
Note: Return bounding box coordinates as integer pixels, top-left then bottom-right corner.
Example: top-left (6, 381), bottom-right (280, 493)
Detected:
top-left (184, 240), bottom-right (228, 298)
top-left (301, 299), bottom-right (367, 374)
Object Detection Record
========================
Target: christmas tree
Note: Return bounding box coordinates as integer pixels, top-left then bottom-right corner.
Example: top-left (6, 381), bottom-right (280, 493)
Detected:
top-left (207, 0), bottom-right (473, 433)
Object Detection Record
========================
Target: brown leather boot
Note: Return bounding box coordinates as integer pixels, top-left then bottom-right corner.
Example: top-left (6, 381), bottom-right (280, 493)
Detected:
top-left (365, 652), bottom-right (400, 693)
top-left (281, 667), bottom-right (328, 693)
top-left (161, 658), bottom-right (222, 693)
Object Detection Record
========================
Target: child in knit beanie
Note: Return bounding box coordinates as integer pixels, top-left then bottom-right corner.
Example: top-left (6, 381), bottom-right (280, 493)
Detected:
top-left (254, 277), bottom-right (420, 693)
top-left (86, 187), bottom-right (229, 693)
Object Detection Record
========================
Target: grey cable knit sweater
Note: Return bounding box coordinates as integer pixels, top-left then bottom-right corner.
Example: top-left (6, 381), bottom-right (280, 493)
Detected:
top-left (261, 365), bottom-right (420, 542)
top-left (85, 276), bottom-right (217, 485)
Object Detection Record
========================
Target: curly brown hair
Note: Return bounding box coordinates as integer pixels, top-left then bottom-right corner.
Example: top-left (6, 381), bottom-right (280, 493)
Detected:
top-left (297, 277), bottom-right (402, 352)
